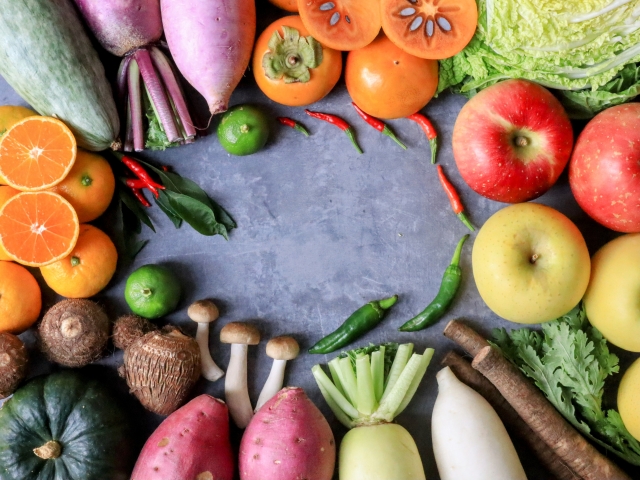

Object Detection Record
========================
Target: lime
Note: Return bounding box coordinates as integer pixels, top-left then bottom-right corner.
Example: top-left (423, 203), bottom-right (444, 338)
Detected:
top-left (217, 105), bottom-right (269, 156)
top-left (124, 264), bottom-right (181, 319)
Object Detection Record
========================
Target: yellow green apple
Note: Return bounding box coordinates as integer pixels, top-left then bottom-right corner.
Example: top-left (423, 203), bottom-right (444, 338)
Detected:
top-left (618, 357), bottom-right (640, 441)
top-left (472, 203), bottom-right (590, 324)
top-left (583, 233), bottom-right (640, 351)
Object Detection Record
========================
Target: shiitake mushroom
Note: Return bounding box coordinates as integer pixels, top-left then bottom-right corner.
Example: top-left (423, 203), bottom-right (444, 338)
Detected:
top-left (39, 299), bottom-right (110, 367)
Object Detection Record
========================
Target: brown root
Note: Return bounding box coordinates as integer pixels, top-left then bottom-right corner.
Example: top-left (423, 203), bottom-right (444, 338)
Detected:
top-left (112, 314), bottom-right (157, 351)
top-left (0, 332), bottom-right (28, 398)
top-left (38, 299), bottom-right (110, 367)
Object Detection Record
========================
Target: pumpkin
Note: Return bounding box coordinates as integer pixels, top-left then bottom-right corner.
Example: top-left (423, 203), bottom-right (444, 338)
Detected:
top-left (0, 370), bottom-right (132, 480)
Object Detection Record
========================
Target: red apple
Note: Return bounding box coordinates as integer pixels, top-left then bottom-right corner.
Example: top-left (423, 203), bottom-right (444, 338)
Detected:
top-left (569, 104), bottom-right (640, 233)
top-left (452, 79), bottom-right (574, 203)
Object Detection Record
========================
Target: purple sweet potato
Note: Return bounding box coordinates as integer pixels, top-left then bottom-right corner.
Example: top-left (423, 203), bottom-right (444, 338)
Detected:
top-left (239, 387), bottom-right (336, 480)
top-left (131, 395), bottom-right (234, 480)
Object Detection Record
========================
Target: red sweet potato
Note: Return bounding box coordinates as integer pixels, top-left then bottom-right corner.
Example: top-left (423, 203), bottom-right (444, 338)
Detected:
top-left (239, 387), bottom-right (336, 480)
top-left (131, 395), bottom-right (234, 480)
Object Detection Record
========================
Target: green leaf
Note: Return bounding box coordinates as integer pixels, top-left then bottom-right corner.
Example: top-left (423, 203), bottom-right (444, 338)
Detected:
top-left (164, 190), bottom-right (229, 237)
top-left (155, 190), bottom-right (183, 228)
top-left (144, 91), bottom-right (180, 151)
top-left (113, 196), bottom-right (149, 264)
top-left (119, 188), bottom-right (155, 233)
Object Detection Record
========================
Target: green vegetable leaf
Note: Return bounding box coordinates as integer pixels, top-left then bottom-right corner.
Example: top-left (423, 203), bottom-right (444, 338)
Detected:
top-left (492, 303), bottom-right (640, 465)
top-left (155, 190), bottom-right (183, 228)
top-left (144, 103), bottom-right (180, 151)
top-left (164, 190), bottom-right (229, 237)
top-left (118, 187), bottom-right (155, 233)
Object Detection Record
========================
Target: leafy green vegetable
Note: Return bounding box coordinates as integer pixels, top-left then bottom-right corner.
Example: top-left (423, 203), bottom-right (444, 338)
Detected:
top-left (492, 304), bottom-right (640, 465)
top-left (439, 0), bottom-right (640, 116)
top-left (145, 105), bottom-right (180, 150)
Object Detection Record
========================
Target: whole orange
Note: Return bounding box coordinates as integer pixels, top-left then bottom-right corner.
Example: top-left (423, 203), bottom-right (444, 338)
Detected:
top-left (49, 150), bottom-right (115, 223)
top-left (0, 105), bottom-right (37, 137)
top-left (345, 34), bottom-right (439, 119)
top-left (0, 186), bottom-right (19, 261)
top-left (0, 261), bottom-right (42, 334)
top-left (268, 0), bottom-right (297, 12)
top-left (40, 224), bottom-right (118, 298)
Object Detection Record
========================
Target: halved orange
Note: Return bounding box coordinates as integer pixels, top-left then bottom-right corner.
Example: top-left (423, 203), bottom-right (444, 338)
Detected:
top-left (0, 116), bottom-right (77, 191)
top-left (0, 186), bottom-right (19, 261)
top-left (0, 191), bottom-right (79, 267)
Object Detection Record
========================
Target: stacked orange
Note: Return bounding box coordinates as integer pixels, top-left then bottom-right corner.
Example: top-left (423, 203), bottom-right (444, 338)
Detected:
top-left (0, 107), bottom-right (118, 332)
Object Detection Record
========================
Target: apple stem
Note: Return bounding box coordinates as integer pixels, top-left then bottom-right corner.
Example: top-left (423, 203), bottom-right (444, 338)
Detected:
top-left (514, 136), bottom-right (530, 147)
top-left (530, 253), bottom-right (540, 264)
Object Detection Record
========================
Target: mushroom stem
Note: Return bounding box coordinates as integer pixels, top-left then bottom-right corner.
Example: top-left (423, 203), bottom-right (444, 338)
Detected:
top-left (255, 359), bottom-right (287, 412)
top-left (225, 343), bottom-right (253, 428)
top-left (196, 322), bottom-right (224, 382)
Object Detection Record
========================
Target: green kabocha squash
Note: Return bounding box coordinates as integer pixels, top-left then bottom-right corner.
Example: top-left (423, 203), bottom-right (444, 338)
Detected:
top-left (0, 371), bottom-right (132, 480)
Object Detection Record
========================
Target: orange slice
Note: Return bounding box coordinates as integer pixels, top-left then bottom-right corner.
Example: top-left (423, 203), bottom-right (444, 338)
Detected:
top-left (0, 191), bottom-right (79, 267)
top-left (0, 116), bottom-right (77, 191)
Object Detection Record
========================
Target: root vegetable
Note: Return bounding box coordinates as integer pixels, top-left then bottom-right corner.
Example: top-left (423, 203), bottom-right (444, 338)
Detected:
top-left (432, 366), bottom-right (527, 480)
top-left (131, 394), bottom-right (234, 480)
top-left (38, 299), bottom-right (109, 367)
top-left (220, 322), bottom-right (260, 428)
top-left (160, 0), bottom-right (256, 115)
top-left (121, 325), bottom-right (201, 415)
top-left (188, 299), bottom-right (224, 382)
top-left (312, 343), bottom-right (434, 480)
top-left (73, 0), bottom-right (196, 151)
top-left (239, 387), bottom-right (335, 480)
top-left (112, 314), bottom-right (157, 350)
top-left (255, 336), bottom-right (299, 411)
top-left (0, 332), bottom-right (28, 399)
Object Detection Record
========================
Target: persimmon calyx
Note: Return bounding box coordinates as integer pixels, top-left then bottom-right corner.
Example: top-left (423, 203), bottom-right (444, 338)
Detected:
top-left (262, 26), bottom-right (323, 83)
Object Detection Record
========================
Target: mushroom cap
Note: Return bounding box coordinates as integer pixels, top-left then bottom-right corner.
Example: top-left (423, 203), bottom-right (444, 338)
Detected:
top-left (220, 322), bottom-right (260, 345)
top-left (188, 300), bottom-right (219, 324)
top-left (266, 336), bottom-right (300, 360)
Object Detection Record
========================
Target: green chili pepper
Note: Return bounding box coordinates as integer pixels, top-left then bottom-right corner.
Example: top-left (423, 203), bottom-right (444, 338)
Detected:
top-left (309, 295), bottom-right (399, 354)
top-left (399, 234), bottom-right (469, 332)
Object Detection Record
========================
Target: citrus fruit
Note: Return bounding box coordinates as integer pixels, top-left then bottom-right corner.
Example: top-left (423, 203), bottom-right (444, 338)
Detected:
top-left (253, 16), bottom-right (342, 107)
top-left (380, 0), bottom-right (478, 59)
top-left (268, 0), bottom-right (298, 12)
top-left (49, 150), bottom-right (115, 223)
top-left (125, 264), bottom-right (181, 319)
top-left (618, 357), bottom-right (640, 440)
top-left (0, 186), bottom-right (19, 261)
top-left (0, 116), bottom-right (77, 191)
top-left (217, 105), bottom-right (270, 156)
top-left (0, 260), bottom-right (42, 334)
top-left (298, 0), bottom-right (381, 51)
top-left (40, 224), bottom-right (118, 298)
top-left (0, 191), bottom-right (80, 267)
top-left (345, 34), bottom-right (439, 119)
top-left (0, 105), bottom-right (37, 138)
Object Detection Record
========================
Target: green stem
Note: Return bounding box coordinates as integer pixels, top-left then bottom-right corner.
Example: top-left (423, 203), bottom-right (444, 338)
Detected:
top-left (338, 357), bottom-right (358, 407)
top-left (293, 123), bottom-right (310, 136)
top-left (316, 380), bottom-right (355, 429)
top-left (312, 365), bottom-right (358, 422)
top-left (356, 354), bottom-right (377, 415)
top-left (371, 348), bottom-right (385, 403)
top-left (374, 353), bottom-right (423, 422)
top-left (378, 295), bottom-right (398, 310)
top-left (344, 127), bottom-right (363, 154)
top-left (382, 126), bottom-right (407, 150)
top-left (457, 212), bottom-right (475, 232)
top-left (328, 359), bottom-right (346, 397)
top-left (393, 348), bottom-right (434, 418)
top-left (450, 234), bottom-right (469, 267)
top-left (429, 137), bottom-right (438, 164)
top-left (382, 343), bottom-right (413, 400)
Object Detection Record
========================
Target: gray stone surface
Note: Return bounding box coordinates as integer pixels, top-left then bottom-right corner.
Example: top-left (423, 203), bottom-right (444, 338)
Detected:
top-left (1, 11), bottom-right (637, 478)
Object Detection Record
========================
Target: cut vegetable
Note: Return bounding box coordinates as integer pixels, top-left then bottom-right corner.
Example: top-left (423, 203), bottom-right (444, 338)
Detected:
top-left (380, 0), bottom-right (478, 59)
top-left (298, 0), bottom-right (381, 51)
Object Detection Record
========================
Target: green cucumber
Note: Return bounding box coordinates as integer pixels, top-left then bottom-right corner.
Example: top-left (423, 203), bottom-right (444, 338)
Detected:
top-left (0, 0), bottom-right (119, 151)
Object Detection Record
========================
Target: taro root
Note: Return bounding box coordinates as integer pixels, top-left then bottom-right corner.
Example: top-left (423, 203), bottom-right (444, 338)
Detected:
top-left (0, 332), bottom-right (28, 398)
top-left (112, 314), bottom-right (157, 350)
top-left (39, 299), bottom-right (110, 367)
top-left (120, 325), bottom-right (200, 415)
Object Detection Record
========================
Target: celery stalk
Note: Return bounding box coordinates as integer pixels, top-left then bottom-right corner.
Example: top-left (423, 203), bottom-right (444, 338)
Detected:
top-left (356, 354), bottom-right (377, 415)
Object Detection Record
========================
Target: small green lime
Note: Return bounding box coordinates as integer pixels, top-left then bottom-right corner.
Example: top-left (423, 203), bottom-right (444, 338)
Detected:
top-left (217, 105), bottom-right (269, 156)
top-left (124, 264), bottom-right (181, 319)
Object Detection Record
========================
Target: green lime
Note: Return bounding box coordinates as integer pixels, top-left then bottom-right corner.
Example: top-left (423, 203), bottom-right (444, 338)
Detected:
top-left (217, 104), bottom-right (269, 156)
top-left (124, 264), bottom-right (181, 319)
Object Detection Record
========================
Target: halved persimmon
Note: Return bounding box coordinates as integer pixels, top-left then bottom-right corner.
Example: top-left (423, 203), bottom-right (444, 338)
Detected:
top-left (253, 15), bottom-right (342, 106)
top-left (0, 191), bottom-right (79, 267)
top-left (298, 0), bottom-right (381, 51)
top-left (381, 0), bottom-right (478, 59)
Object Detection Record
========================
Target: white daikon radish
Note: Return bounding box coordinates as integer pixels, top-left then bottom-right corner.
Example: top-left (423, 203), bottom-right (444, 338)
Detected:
top-left (432, 366), bottom-right (528, 480)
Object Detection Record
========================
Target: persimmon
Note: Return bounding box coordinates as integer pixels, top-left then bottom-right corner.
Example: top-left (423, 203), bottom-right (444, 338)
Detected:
top-left (253, 16), bottom-right (342, 107)
top-left (345, 34), bottom-right (439, 119)
top-left (380, 0), bottom-right (478, 59)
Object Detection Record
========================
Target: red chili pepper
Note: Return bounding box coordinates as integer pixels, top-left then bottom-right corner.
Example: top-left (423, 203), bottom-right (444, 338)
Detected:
top-left (125, 178), bottom-right (163, 198)
top-left (122, 155), bottom-right (165, 191)
top-left (277, 117), bottom-right (310, 137)
top-left (437, 165), bottom-right (474, 232)
top-left (407, 112), bottom-right (438, 164)
top-left (305, 109), bottom-right (363, 154)
top-left (352, 103), bottom-right (406, 150)
top-left (130, 187), bottom-right (151, 207)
